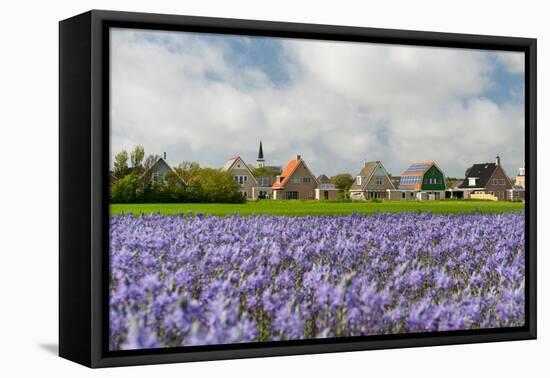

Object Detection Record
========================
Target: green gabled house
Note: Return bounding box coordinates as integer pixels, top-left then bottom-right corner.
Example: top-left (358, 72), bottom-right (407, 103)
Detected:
top-left (397, 161), bottom-right (446, 200)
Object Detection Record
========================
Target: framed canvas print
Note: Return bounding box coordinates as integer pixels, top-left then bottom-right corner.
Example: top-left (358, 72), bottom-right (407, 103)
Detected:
top-left (59, 10), bottom-right (536, 368)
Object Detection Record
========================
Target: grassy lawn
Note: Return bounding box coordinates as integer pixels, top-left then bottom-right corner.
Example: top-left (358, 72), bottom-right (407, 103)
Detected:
top-left (110, 200), bottom-right (524, 217)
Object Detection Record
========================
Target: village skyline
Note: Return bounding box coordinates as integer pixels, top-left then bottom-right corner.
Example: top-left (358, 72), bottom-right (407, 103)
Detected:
top-left (110, 28), bottom-right (525, 178)
top-left (111, 139), bottom-right (523, 180)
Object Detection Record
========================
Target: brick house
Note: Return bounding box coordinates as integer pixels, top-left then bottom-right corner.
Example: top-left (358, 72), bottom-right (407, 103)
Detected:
top-left (272, 155), bottom-right (318, 200)
top-left (349, 161), bottom-right (395, 200)
top-left (222, 156), bottom-right (258, 199)
top-left (456, 156), bottom-right (513, 200)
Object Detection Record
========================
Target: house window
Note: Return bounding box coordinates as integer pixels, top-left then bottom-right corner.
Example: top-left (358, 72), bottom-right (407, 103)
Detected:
top-left (324, 191), bottom-right (329, 200)
top-left (234, 175), bottom-right (247, 185)
top-left (402, 192), bottom-right (406, 199)
top-left (499, 179), bottom-right (505, 185)
top-left (375, 177), bottom-right (383, 186)
top-left (303, 177), bottom-right (311, 184)
top-left (357, 176), bottom-right (362, 185)
top-left (468, 177), bottom-right (477, 186)
top-left (152, 172), bottom-right (164, 185)
top-left (285, 191), bottom-right (299, 200)
top-left (291, 177), bottom-right (301, 184)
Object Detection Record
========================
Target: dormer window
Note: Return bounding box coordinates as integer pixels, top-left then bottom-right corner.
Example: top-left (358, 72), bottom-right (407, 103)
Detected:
top-left (468, 177), bottom-right (477, 186)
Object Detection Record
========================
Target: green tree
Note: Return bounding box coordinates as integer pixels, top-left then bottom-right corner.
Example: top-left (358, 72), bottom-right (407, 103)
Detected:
top-left (331, 173), bottom-right (354, 191)
top-left (252, 166), bottom-right (282, 177)
top-left (194, 168), bottom-right (243, 203)
top-left (175, 161), bottom-right (202, 185)
top-left (130, 145), bottom-right (145, 169)
top-left (113, 150), bottom-right (129, 177)
top-left (110, 172), bottom-right (141, 203)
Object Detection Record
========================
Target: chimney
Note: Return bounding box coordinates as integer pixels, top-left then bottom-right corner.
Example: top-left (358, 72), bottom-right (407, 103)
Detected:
top-left (496, 155), bottom-right (500, 166)
top-left (297, 154), bottom-right (302, 160)
top-left (163, 152), bottom-right (166, 160)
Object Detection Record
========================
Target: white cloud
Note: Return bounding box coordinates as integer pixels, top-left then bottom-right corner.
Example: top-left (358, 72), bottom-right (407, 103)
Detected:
top-left (495, 51), bottom-right (525, 74)
top-left (110, 29), bottom-right (524, 178)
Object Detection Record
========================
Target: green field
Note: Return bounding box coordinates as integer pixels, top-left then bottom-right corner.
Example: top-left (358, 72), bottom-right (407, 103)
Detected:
top-left (110, 200), bottom-right (524, 217)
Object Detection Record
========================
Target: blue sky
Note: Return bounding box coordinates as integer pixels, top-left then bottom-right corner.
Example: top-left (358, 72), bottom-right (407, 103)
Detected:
top-left (110, 28), bottom-right (525, 178)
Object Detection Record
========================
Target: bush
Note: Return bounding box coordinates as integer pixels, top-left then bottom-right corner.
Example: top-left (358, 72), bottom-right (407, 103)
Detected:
top-left (110, 173), bottom-right (142, 203)
top-left (110, 168), bottom-right (245, 204)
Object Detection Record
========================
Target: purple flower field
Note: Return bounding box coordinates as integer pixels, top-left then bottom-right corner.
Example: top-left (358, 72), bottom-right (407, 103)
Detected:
top-left (109, 212), bottom-right (525, 351)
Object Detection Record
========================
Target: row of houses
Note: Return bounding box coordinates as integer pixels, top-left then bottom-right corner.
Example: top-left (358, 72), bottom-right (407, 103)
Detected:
top-left (134, 142), bottom-right (525, 201)
top-left (221, 143), bottom-right (525, 201)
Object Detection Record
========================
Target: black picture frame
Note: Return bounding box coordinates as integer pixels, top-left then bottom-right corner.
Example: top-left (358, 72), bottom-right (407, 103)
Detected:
top-left (59, 9), bottom-right (537, 368)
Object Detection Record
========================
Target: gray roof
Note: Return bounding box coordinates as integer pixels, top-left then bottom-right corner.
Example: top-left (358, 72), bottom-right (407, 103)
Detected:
top-left (458, 163), bottom-right (497, 189)
top-left (350, 161), bottom-right (379, 191)
top-left (317, 174), bottom-right (331, 184)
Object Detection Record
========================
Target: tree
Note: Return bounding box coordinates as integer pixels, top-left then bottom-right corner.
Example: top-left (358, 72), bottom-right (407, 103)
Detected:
top-left (110, 172), bottom-right (141, 203)
top-left (445, 177), bottom-right (460, 189)
top-left (331, 173), bottom-right (354, 191)
top-left (130, 145), bottom-right (145, 169)
top-left (175, 161), bottom-right (202, 185)
top-left (194, 168), bottom-right (243, 203)
top-left (143, 154), bottom-right (161, 172)
top-left (113, 150), bottom-right (129, 177)
top-left (252, 166), bottom-right (282, 177)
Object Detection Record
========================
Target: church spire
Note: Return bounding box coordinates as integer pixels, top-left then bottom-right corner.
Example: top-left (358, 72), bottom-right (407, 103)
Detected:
top-left (257, 141), bottom-right (265, 168)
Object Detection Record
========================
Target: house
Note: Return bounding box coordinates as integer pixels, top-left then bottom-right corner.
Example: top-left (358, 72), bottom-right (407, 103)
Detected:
top-left (508, 185), bottom-right (525, 202)
top-left (317, 174), bottom-right (331, 185)
top-left (349, 161), bottom-right (395, 200)
top-left (315, 183), bottom-right (340, 200)
top-left (272, 155), bottom-right (318, 200)
top-left (389, 176), bottom-right (401, 188)
top-left (222, 156), bottom-right (258, 199)
top-left (314, 174), bottom-right (338, 200)
top-left (141, 157), bottom-right (185, 188)
top-left (516, 167), bottom-right (526, 189)
top-left (456, 156), bottom-right (513, 200)
top-left (445, 178), bottom-right (465, 199)
top-left (395, 161), bottom-right (446, 200)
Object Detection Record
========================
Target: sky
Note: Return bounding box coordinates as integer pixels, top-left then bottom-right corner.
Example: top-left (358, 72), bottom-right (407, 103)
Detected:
top-left (110, 28), bottom-right (525, 178)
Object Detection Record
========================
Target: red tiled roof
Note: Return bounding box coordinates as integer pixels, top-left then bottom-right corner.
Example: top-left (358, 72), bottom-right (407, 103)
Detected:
top-left (272, 159), bottom-right (300, 189)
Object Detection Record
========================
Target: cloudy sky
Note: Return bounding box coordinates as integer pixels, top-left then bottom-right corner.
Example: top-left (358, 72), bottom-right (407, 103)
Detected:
top-left (110, 28), bottom-right (525, 178)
